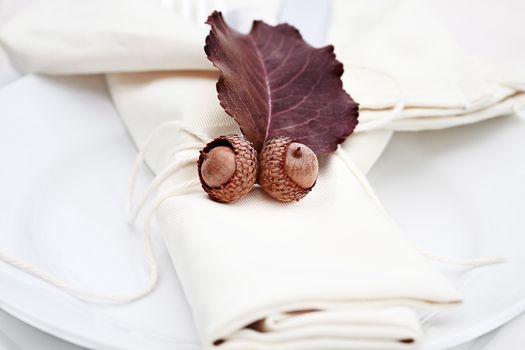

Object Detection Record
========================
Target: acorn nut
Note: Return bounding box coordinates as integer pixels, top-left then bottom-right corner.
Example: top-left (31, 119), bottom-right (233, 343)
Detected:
top-left (198, 135), bottom-right (258, 203)
top-left (258, 136), bottom-right (319, 202)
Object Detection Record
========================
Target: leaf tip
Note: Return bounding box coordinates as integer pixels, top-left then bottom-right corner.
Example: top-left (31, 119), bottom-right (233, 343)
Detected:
top-left (205, 10), bottom-right (223, 25)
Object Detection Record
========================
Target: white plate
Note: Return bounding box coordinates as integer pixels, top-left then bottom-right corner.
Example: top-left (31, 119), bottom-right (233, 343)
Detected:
top-left (0, 74), bottom-right (524, 350)
top-left (369, 111), bottom-right (525, 349)
top-left (0, 75), bottom-right (198, 350)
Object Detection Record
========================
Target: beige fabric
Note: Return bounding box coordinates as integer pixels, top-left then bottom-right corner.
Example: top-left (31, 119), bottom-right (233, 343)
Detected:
top-left (150, 118), bottom-right (461, 349)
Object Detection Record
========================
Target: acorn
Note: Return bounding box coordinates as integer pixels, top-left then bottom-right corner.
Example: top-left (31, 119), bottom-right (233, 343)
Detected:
top-left (258, 136), bottom-right (319, 202)
top-left (198, 135), bottom-right (258, 203)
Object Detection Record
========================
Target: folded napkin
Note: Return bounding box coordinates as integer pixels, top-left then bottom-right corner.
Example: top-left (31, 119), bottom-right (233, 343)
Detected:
top-left (2, 0), bottom-right (524, 171)
top-left (0, 0), bottom-right (522, 349)
top-left (136, 109), bottom-right (461, 350)
top-left (332, 0), bottom-right (525, 132)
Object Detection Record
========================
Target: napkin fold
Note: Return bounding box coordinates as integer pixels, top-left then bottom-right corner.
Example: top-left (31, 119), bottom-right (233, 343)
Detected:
top-left (0, 0), bottom-right (522, 349)
top-left (151, 120), bottom-right (461, 349)
top-left (332, 0), bottom-right (525, 131)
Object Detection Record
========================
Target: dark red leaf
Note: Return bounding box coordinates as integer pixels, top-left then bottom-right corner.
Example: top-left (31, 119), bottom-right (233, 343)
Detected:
top-left (204, 11), bottom-right (359, 155)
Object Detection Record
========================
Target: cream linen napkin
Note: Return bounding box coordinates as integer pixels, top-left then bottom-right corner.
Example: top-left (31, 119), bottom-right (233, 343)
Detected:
top-left (0, 0), bottom-right (521, 348)
top-left (330, 0), bottom-right (525, 132)
top-left (129, 97), bottom-right (461, 349)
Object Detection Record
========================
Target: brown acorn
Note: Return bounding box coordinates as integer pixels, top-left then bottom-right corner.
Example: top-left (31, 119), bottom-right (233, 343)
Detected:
top-left (198, 135), bottom-right (258, 203)
top-left (258, 136), bottom-right (319, 202)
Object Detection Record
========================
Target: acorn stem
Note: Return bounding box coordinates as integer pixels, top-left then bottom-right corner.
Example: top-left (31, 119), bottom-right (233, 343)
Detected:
top-left (292, 147), bottom-right (302, 158)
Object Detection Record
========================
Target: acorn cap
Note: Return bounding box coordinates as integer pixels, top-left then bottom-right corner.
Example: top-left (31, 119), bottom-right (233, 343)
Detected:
top-left (198, 135), bottom-right (258, 203)
top-left (258, 136), bottom-right (318, 202)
